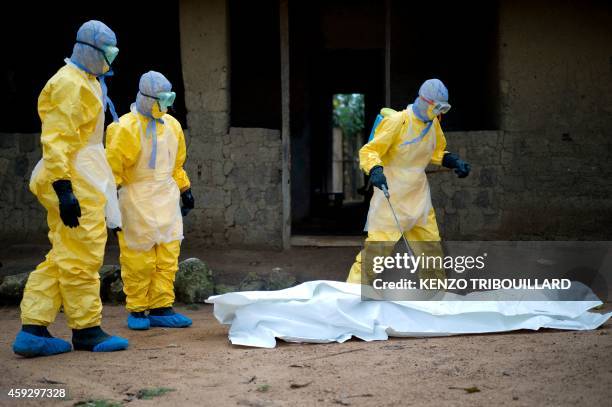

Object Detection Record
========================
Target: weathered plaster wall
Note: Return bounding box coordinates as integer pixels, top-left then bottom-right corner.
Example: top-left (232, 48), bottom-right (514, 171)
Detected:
top-left (430, 0), bottom-right (612, 240)
top-left (498, 0), bottom-right (612, 239)
top-left (1, 0), bottom-right (610, 245)
top-left (0, 133), bottom-right (46, 244)
top-left (179, 0), bottom-right (283, 247)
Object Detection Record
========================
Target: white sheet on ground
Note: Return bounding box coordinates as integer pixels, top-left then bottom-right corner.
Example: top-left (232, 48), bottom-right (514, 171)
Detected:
top-left (206, 280), bottom-right (612, 348)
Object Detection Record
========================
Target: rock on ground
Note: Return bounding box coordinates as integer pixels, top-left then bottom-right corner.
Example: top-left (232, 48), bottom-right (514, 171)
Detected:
top-left (0, 272), bottom-right (29, 305)
top-left (175, 258), bottom-right (215, 303)
top-left (108, 278), bottom-right (126, 304)
top-left (99, 265), bottom-right (121, 303)
top-left (237, 268), bottom-right (297, 292)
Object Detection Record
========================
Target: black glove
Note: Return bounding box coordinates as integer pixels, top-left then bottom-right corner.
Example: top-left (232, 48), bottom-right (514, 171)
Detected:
top-left (442, 153), bottom-right (471, 178)
top-left (52, 180), bottom-right (81, 228)
top-left (369, 165), bottom-right (388, 190)
top-left (181, 188), bottom-right (195, 217)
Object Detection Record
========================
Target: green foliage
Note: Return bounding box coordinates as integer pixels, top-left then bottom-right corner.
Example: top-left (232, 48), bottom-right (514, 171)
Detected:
top-left (136, 387), bottom-right (176, 400)
top-left (333, 94), bottom-right (365, 139)
top-left (256, 384), bottom-right (270, 392)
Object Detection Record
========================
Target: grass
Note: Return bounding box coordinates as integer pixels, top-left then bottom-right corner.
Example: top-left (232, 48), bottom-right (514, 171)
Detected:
top-left (136, 387), bottom-right (176, 400)
top-left (256, 384), bottom-right (270, 393)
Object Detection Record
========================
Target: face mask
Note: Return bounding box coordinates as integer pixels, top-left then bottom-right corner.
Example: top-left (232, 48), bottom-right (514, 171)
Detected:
top-left (420, 96), bottom-right (451, 116)
top-left (102, 45), bottom-right (119, 65)
top-left (151, 101), bottom-right (165, 119)
top-left (76, 40), bottom-right (119, 67)
top-left (156, 92), bottom-right (176, 111)
top-left (140, 91), bottom-right (176, 112)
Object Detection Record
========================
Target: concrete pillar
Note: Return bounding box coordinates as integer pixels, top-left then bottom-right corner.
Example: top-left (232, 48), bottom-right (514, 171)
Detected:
top-left (280, 0), bottom-right (292, 248)
top-left (179, 0), bottom-right (230, 245)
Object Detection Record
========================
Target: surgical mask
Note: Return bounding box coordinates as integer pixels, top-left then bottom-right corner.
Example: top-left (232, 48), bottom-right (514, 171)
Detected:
top-left (151, 102), bottom-right (165, 119)
top-left (420, 96), bottom-right (451, 116)
top-left (76, 40), bottom-right (119, 67)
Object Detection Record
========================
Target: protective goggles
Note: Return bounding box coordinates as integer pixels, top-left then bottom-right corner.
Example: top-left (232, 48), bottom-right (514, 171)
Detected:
top-left (140, 91), bottom-right (176, 110)
top-left (420, 96), bottom-right (451, 115)
top-left (76, 40), bottom-right (119, 66)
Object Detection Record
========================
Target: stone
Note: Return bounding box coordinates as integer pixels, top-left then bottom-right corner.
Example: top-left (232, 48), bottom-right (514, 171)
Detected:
top-left (0, 157), bottom-right (11, 178)
top-left (234, 206), bottom-right (251, 224)
top-left (0, 133), bottom-right (16, 149)
top-left (175, 258), bottom-right (214, 303)
top-left (267, 268), bottom-right (297, 291)
top-left (108, 278), bottom-right (126, 304)
top-left (0, 272), bottom-right (30, 305)
top-left (238, 271), bottom-right (268, 291)
top-left (99, 265), bottom-right (121, 303)
top-left (452, 190), bottom-right (470, 210)
top-left (14, 155), bottom-right (29, 177)
top-left (474, 191), bottom-right (491, 208)
top-left (19, 134), bottom-right (38, 153)
top-left (479, 167), bottom-right (497, 187)
top-left (214, 284), bottom-right (237, 295)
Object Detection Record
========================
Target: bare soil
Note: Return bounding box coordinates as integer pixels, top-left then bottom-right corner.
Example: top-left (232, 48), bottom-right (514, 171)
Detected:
top-left (1, 305), bottom-right (611, 407)
top-left (1, 244), bottom-right (611, 406)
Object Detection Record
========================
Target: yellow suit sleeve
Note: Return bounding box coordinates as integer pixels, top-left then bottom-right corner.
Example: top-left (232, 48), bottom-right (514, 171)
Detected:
top-left (359, 111), bottom-right (404, 175)
top-left (105, 117), bottom-right (141, 187)
top-left (168, 118), bottom-right (191, 192)
top-left (37, 75), bottom-right (100, 182)
top-left (430, 119), bottom-right (448, 166)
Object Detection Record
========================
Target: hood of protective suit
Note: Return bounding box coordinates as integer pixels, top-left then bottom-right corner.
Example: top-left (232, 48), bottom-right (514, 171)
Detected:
top-left (412, 78), bottom-right (449, 122)
top-left (70, 20), bottom-right (117, 76)
top-left (135, 71), bottom-right (172, 118)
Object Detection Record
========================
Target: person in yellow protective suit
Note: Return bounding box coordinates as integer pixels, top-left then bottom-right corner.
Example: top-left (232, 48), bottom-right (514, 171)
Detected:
top-left (106, 71), bottom-right (194, 331)
top-left (13, 20), bottom-right (128, 357)
top-left (346, 79), bottom-right (471, 285)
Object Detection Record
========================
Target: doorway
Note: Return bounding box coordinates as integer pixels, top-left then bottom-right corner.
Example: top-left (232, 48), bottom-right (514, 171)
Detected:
top-left (289, 1), bottom-right (385, 236)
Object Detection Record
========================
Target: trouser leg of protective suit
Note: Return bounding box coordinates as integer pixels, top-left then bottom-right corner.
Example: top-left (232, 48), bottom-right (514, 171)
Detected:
top-left (347, 208), bottom-right (442, 284)
top-left (119, 236), bottom-right (181, 311)
top-left (21, 182), bottom-right (107, 329)
top-left (118, 232), bottom-right (155, 313)
top-left (20, 242), bottom-right (62, 326)
top-left (149, 240), bottom-right (181, 310)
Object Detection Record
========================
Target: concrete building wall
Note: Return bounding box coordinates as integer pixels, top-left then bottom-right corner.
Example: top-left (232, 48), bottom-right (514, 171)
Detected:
top-left (0, 0), bottom-right (610, 245)
top-left (179, 0), bottom-right (283, 248)
top-left (496, 0), bottom-right (612, 239)
top-left (0, 133), bottom-right (46, 244)
top-left (430, 0), bottom-right (612, 240)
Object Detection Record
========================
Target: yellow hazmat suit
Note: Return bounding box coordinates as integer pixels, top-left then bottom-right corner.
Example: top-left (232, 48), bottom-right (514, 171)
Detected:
top-left (106, 105), bottom-right (190, 313)
top-left (346, 107), bottom-right (447, 284)
top-left (20, 62), bottom-right (121, 329)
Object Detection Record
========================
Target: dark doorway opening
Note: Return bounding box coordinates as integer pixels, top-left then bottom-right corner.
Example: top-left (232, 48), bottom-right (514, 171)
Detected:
top-left (229, 0), bottom-right (281, 129)
top-left (389, 0), bottom-right (499, 131)
top-left (290, 0), bottom-right (385, 236)
top-left (289, 0), bottom-right (499, 237)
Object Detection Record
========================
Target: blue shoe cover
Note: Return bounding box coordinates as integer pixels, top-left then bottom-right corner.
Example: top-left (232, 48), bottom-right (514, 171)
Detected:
top-left (92, 336), bottom-right (129, 352)
top-left (148, 312), bottom-right (192, 328)
top-left (127, 313), bottom-right (150, 330)
top-left (13, 331), bottom-right (72, 357)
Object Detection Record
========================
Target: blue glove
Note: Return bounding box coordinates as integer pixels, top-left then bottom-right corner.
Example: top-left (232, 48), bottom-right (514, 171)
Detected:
top-left (52, 180), bottom-right (81, 228)
top-left (369, 166), bottom-right (388, 190)
top-left (442, 153), bottom-right (471, 178)
top-left (181, 189), bottom-right (194, 217)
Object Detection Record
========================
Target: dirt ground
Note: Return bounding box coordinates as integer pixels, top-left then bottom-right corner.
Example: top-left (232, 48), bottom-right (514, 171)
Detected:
top-left (1, 244), bottom-right (612, 406)
top-left (0, 305), bottom-right (611, 407)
